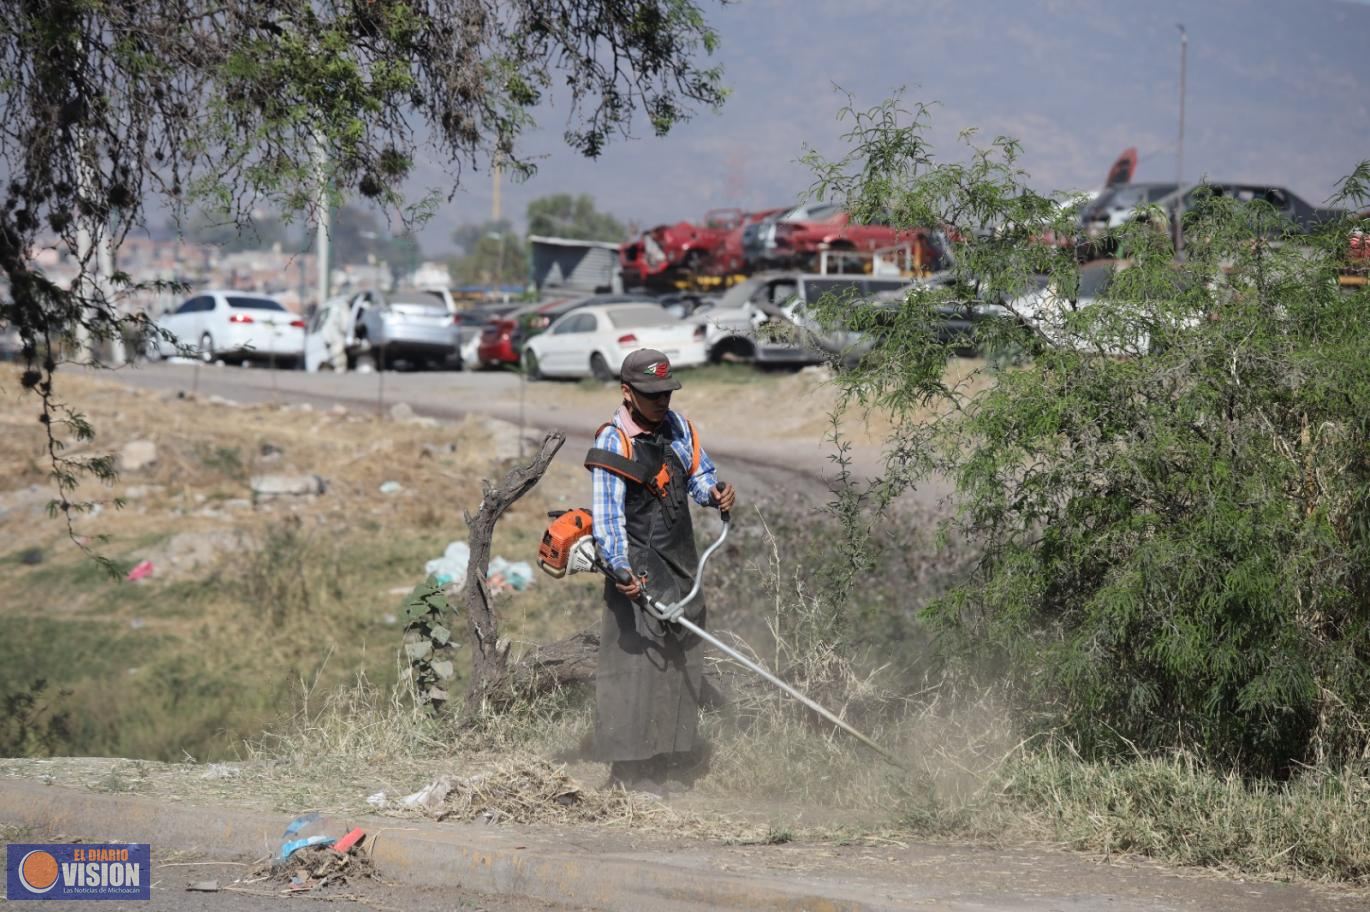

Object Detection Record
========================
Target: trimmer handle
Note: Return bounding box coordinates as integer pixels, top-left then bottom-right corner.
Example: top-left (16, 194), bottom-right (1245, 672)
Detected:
top-left (716, 480), bottom-right (731, 524)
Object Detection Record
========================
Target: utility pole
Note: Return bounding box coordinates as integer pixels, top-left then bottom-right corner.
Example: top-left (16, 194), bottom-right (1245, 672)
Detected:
top-left (315, 139), bottom-right (331, 310)
top-left (491, 154), bottom-right (503, 223)
top-left (1175, 23), bottom-right (1188, 257)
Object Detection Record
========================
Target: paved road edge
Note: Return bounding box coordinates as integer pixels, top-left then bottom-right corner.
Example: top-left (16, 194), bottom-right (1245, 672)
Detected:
top-left (0, 779), bottom-right (888, 911)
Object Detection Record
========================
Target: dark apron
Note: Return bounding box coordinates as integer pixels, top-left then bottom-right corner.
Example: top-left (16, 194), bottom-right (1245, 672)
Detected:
top-left (594, 425), bottom-right (706, 763)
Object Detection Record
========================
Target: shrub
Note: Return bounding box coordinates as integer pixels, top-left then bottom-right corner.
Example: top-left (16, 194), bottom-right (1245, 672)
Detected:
top-left (806, 96), bottom-right (1370, 775)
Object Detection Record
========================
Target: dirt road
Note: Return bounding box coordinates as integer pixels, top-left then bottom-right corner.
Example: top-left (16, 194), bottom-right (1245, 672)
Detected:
top-left (2, 774), bottom-right (1363, 912)
top-left (101, 361), bottom-right (952, 508)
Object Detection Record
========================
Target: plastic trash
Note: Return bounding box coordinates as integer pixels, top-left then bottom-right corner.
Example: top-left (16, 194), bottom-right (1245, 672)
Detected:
top-left (331, 828), bottom-right (365, 855)
top-left (277, 813), bottom-right (340, 862)
top-left (378, 480), bottom-right (402, 494)
top-left (423, 540), bottom-right (469, 587)
top-left (126, 560), bottom-right (154, 582)
top-left (487, 556), bottom-right (534, 592)
top-left (504, 560), bottom-right (534, 591)
top-left (279, 835), bottom-right (334, 861)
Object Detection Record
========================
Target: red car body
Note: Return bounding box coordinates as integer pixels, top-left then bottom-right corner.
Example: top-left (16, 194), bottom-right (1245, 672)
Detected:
top-left (476, 298), bottom-right (574, 367)
top-left (772, 209), bottom-right (944, 271)
top-left (707, 207), bottom-right (787, 276)
top-left (619, 209), bottom-right (743, 287)
top-left (1350, 207), bottom-right (1369, 265)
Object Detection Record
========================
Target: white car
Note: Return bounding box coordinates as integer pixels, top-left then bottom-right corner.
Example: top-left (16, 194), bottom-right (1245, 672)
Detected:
top-left (1005, 261), bottom-right (1150, 355)
top-left (150, 290), bottom-right (305, 365)
top-left (521, 303), bottom-right (706, 381)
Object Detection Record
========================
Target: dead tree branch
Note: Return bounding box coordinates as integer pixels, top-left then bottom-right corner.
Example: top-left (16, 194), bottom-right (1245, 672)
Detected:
top-left (462, 430), bottom-right (565, 710)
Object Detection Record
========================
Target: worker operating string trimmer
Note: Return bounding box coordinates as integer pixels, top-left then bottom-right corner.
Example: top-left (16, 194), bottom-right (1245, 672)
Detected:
top-left (538, 350), bottom-right (901, 797)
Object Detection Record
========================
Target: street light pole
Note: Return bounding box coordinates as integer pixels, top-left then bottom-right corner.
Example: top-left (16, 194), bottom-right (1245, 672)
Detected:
top-left (1175, 23), bottom-right (1188, 256)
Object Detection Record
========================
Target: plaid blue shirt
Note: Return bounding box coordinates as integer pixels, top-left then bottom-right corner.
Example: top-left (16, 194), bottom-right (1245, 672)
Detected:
top-left (591, 409), bottom-right (718, 573)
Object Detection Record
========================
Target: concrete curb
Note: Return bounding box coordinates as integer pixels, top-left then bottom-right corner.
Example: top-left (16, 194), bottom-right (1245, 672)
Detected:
top-left (0, 780), bottom-right (889, 911)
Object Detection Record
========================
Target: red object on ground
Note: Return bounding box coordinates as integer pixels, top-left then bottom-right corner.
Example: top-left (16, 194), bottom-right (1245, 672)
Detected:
top-left (331, 827), bottom-right (365, 855)
top-left (126, 560), bottom-right (154, 582)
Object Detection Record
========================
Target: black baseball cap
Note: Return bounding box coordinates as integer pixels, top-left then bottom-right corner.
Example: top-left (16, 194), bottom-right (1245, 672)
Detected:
top-left (620, 348), bottom-right (683, 394)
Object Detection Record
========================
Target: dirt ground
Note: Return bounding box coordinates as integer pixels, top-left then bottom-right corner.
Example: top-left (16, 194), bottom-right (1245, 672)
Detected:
top-left (3, 362), bottom-right (1369, 911)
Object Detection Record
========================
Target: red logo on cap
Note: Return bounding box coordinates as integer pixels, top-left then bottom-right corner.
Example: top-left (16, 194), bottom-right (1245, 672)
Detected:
top-left (644, 361), bottom-right (669, 378)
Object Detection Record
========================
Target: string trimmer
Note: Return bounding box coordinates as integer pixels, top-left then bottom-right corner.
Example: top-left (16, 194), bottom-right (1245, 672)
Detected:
top-left (537, 487), bottom-right (904, 769)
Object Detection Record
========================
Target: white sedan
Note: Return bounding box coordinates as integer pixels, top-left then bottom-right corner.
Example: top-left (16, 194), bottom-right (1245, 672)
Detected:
top-left (521, 303), bottom-right (707, 381)
top-left (150, 290), bottom-right (305, 366)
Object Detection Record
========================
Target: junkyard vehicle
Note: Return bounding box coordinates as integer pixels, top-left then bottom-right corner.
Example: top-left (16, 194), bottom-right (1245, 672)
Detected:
top-left (1084, 182), bottom-right (1343, 257)
top-left (351, 288), bottom-right (460, 371)
top-left (1076, 182), bottom-right (1181, 259)
top-left (742, 202), bottom-right (836, 269)
top-left (301, 294), bottom-right (355, 372)
top-left (769, 205), bottom-right (946, 273)
top-left (475, 295), bottom-right (636, 368)
top-left (1001, 260), bottom-right (1140, 354)
top-left (619, 209), bottom-right (743, 288)
top-left (455, 301), bottom-right (519, 368)
top-left (708, 207), bottom-right (787, 276)
top-left (150, 290), bottom-right (304, 366)
top-left (521, 302), bottom-right (707, 381)
top-left (691, 272), bottom-right (912, 366)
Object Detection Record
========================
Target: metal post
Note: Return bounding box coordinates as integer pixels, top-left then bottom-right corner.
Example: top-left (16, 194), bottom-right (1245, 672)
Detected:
top-left (1175, 24), bottom-right (1188, 257)
top-left (315, 138), bottom-right (330, 313)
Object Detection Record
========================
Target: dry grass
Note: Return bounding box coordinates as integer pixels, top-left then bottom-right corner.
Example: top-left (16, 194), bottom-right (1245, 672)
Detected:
top-left (7, 365), bottom-right (1370, 886)
top-left (0, 365), bottom-right (594, 760)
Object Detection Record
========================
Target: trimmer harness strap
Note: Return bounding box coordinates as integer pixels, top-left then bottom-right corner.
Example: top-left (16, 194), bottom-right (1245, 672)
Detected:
top-left (584, 419), bottom-right (701, 499)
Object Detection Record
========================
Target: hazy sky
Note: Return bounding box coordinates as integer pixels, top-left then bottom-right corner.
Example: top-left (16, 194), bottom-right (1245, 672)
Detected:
top-left (407, 0), bottom-right (1369, 255)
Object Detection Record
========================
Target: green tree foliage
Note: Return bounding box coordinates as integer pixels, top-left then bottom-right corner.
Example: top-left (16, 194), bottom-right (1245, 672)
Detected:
top-left (450, 220), bottom-right (528, 285)
top-left (526, 193), bottom-right (627, 241)
top-left (805, 97), bottom-right (1370, 775)
top-left (0, 0), bottom-right (723, 524)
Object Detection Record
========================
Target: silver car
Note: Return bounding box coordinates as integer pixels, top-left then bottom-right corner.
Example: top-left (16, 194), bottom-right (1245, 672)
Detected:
top-left (692, 272), bottom-right (910, 366)
top-left (352, 288), bottom-right (460, 371)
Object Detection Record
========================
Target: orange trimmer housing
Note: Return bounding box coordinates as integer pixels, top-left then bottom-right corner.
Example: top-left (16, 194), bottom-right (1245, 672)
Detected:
top-left (537, 508), bottom-right (594, 578)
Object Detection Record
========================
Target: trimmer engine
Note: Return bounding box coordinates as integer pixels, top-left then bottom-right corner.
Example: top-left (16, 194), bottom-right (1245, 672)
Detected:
top-left (536, 508), bottom-right (597, 578)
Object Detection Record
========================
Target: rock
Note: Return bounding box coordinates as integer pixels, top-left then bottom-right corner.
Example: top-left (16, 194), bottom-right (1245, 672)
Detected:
top-left (119, 439), bottom-right (158, 473)
top-left (19, 546), bottom-right (43, 565)
top-left (388, 402), bottom-right (415, 422)
top-left (250, 474), bottom-right (326, 498)
top-left (420, 442), bottom-right (458, 460)
top-left (222, 498), bottom-right (252, 511)
top-left (378, 480), bottom-right (403, 494)
top-left (259, 441), bottom-right (284, 462)
top-left (201, 763), bottom-right (239, 780)
top-left (329, 404), bottom-right (348, 417)
top-left (120, 485), bottom-right (162, 500)
top-left (206, 395), bottom-right (238, 407)
top-left (407, 416), bottom-right (439, 428)
top-left (0, 485), bottom-right (50, 521)
top-left (141, 529), bottom-right (250, 580)
top-left (461, 414), bottom-right (533, 463)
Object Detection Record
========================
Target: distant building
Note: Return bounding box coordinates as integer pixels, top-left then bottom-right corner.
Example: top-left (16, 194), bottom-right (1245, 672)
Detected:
top-left (411, 261), bottom-right (452, 289)
top-left (528, 235), bottom-right (622, 294)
